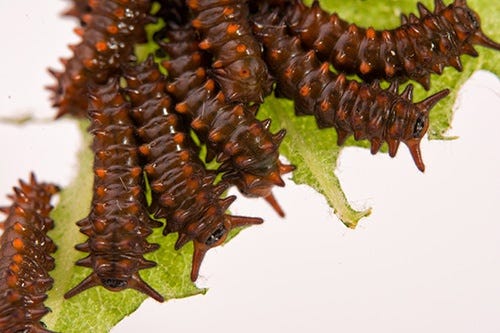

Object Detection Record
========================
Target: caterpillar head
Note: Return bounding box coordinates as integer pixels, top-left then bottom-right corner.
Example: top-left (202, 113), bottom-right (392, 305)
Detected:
top-left (173, 196), bottom-right (264, 281)
top-left (189, 215), bottom-right (263, 281)
top-left (402, 88), bottom-right (450, 172)
top-left (64, 254), bottom-right (164, 302)
top-left (449, 0), bottom-right (500, 52)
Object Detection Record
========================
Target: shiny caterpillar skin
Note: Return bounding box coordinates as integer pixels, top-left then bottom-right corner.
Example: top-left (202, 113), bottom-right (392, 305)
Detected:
top-left (186, 0), bottom-right (273, 104)
top-left (154, 0), bottom-right (212, 74)
top-left (48, 0), bottom-right (152, 118)
top-left (64, 78), bottom-right (164, 302)
top-left (270, 0), bottom-right (500, 89)
top-left (158, 4), bottom-right (293, 216)
top-left (154, 0), bottom-right (196, 45)
top-left (62, 0), bottom-right (92, 25)
top-left (0, 173), bottom-right (59, 333)
top-left (252, 11), bottom-right (450, 171)
top-left (156, 0), bottom-right (209, 87)
top-left (123, 57), bottom-right (263, 281)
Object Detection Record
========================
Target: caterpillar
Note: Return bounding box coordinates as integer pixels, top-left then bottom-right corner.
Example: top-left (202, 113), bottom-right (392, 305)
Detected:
top-left (186, 0), bottom-right (273, 103)
top-left (154, 0), bottom-right (211, 71)
top-left (158, 5), bottom-right (294, 216)
top-left (62, 0), bottom-right (92, 25)
top-left (0, 173), bottom-right (59, 333)
top-left (64, 78), bottom-right (164, 302)
top-left (156, 0), bottom-right (209, 94)
top-left (154, 0), bottom-right (194, 42)
top-left (48, 0), bottom-right (152, 118)
top-left (123, 56), bottom-right (263, 281)
top-left (273, 0), bottom-right (500, 89)
top-left (252, 10), bottom-right (450, 171)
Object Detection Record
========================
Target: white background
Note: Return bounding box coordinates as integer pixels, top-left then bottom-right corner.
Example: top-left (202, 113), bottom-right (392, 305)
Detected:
top-left (1, 2), bottom-right (499, 333)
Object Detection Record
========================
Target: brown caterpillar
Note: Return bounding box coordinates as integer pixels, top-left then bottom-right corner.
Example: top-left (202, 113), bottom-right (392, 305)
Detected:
top-left (62, 0), bottom-right (92, 25)
top-left (154, 0), bottom-right (211, 74)
top-left (0, 173), bottom-right (59, 333)
top-left (252, 10), bottom-right (450, 171)
top-left (186, 0), bottom-right (273, 103)
top-left (275, 0), bottom-right (500, 89)
top-left (158, 5), bottom-right (293, 216)
top-left (48, 0), bottom-right (152, 118)
top-left (154, 0), bottom-right (195, 44)
top-left (64, 78), bottom-right (164, 302)
top-left (123, 56), bottom-right (263, 281)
